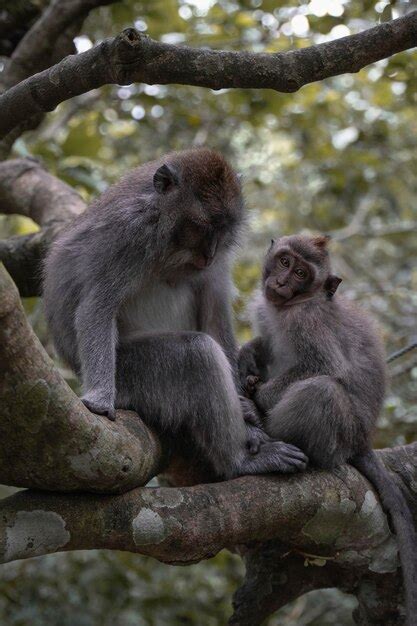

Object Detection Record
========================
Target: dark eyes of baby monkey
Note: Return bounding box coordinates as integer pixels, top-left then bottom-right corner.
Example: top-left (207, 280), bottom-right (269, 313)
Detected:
top-left (43, 148), bottom-right (308, 481)
top-left (239, 234), bottom-right (417, 626)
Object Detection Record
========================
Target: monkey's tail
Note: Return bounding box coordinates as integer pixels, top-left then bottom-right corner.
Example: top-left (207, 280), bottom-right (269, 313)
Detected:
top-left (351, 450), bottom-right (417, 626)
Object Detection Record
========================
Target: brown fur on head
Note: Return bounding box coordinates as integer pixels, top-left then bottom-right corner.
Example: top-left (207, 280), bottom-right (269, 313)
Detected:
top-left (262, 234), bottom-right (341, 305)
top-left (153, 148), bottom-right (244, 274)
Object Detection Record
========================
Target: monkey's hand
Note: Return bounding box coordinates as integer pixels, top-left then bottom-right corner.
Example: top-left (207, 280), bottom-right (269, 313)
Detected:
top-left (245, 423), bottom-right (272, 455)
top-left (239, 395), bottom-right (263, 428)
top-left (238, 344), bottom-right (261, 391)
top-left (240, 396), bottom-right (271, 454)
top-left (245, 374), bottom-right (261, 398)
top-left (253, 379), bottom-right (280, 414)
top-left (81, 389), bottom-right (116, 421)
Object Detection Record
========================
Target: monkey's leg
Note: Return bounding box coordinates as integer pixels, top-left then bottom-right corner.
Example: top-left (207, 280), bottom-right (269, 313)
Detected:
top-left (264, 375), bottom-right (357, 469)
top-left (116, 332), bottom-right (308, 479)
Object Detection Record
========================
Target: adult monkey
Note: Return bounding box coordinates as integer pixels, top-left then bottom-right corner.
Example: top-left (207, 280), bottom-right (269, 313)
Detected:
top-left (43, 149), bottom-right (307, 480)
top-left (239, 234), bottom-right (417, 625)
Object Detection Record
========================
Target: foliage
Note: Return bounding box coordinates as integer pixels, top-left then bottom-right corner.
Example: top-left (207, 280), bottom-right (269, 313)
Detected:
top-left (1, 0), bottom-right (416, 624)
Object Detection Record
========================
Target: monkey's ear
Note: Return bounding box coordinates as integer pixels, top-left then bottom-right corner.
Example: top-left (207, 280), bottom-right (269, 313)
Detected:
top-left (312, 234), bottom-right (331, 249)
top-left (153, 164), bottom-right (179, 193)
top-left (324, 274), bottom-right (342, 298)
top-left (268, 238), bottom-right (275, 250)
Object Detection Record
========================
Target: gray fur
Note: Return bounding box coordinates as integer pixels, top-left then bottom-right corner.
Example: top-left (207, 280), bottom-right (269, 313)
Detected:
top-left (43, 149), bottom-right (307, 479)
top-left (248, 289), bottom-right (386, 468)
top-left (239, 234), bottom-right (417, 624)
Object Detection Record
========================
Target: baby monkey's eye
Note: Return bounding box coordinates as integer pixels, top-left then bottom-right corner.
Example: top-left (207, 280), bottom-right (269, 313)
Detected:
top-left (280, 256), bottom-right (290, 267)
top-left (295, 268), bottom-right (306, 279)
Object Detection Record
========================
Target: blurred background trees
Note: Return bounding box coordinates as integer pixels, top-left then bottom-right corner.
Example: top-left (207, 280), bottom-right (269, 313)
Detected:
top-left (0, 0), bottom-right (416, 623)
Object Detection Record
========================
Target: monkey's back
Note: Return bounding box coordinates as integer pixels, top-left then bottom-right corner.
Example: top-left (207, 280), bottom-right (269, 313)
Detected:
top-left (42, 170), bottom-right (156, 370)
top-left (257, 293), bottom-right (387, 436)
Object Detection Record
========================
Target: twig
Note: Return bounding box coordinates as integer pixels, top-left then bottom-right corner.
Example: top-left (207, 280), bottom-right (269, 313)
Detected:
top-left (387, 343), bottom-right (417, 364)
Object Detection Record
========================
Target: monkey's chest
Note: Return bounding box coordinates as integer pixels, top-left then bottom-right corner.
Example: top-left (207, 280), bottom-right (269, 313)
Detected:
top-left (118, 282), bottom-right (198, 340)
top-left (267, 328), bottom-right (297, 379)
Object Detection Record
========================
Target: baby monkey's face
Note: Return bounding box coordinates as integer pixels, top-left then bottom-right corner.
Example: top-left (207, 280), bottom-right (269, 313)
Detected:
top-left (263, 247), bottom-right (314, 304)
top-left (262, 234), bottom-right (336, 305)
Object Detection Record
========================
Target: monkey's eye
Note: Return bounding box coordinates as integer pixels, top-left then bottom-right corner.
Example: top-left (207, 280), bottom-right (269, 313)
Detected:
top-left (295, 268), bottom-right (306, 279)
top-left (280, 256), bottom-right (290, 268)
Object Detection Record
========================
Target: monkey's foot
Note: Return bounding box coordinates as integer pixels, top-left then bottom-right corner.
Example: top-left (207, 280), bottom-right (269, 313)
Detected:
top-left (81, 395), bottom-right (116, 421)
top-left (242, 441), bottom-right (308, 476)
top-left (246, 424), bottom-right (271, 455)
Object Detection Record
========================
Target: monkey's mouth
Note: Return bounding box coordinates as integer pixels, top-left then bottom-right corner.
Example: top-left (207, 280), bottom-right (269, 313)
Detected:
top-left (192, 256), bottom-right (214, 270)
top-left (265, 284), bottom-right (292, 303)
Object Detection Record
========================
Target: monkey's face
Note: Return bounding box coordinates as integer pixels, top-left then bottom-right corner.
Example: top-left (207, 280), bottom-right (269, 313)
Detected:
top-left (263, 249), bottom-right (314, 304)
top-left (153, 153), bottom-right (243, 276)
top-left (262, 235), bottom-right (336, 305)
top-left (170, 212), bottom-right (240, 273)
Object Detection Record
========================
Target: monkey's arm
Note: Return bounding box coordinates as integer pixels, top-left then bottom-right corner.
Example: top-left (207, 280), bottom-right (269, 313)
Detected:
top-left (197, 275), bottom-right (239, 382)
top-left (238, 336), bottom-right (271, 390)
top-left (74, 285), bottom-right (120, 420)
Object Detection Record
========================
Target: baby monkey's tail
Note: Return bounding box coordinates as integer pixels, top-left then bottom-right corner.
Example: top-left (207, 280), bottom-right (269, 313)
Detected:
top-left (351, 450), bottom-right (417, 626)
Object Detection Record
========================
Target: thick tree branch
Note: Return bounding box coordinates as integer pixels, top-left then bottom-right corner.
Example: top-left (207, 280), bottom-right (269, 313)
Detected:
top-left (0, 263), bottom-right (163, 493)
top-left (0, 11), bottom-right (416, 140)
top-left (0, 158), bottom-right (84, 295)
top-left (0, 158), bottom-right (84, 222)
top-left (0, 447), bottom-right (415, 567)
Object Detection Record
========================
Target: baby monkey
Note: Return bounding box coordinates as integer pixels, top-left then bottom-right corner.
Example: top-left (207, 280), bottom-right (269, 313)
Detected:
top-left (239, 234), bottom-right (417, 625)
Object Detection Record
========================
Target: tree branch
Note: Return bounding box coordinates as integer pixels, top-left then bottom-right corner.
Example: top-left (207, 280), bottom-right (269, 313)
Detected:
top-left (0, 0), bottom-right (118, 157)
top-left (0, 11), bottom-right (416, 140)
top-left (0, 158), bottom-right (84, 222)
top-left (2, 0), bottom-right (118, 89)
top-left (0, 446), bottom-right (415, 567)
top-left (0, 158), bottom-right (84, 295)
top-left (0, 263), bottom-right (163, 493)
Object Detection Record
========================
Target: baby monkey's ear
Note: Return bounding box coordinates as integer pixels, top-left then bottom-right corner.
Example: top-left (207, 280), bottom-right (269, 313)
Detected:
top-left (153, 164), bottom-right (179, 193)
top-left (324, 274), bottom-right (342, 298)
top-left (312, 234), bottom-right (331, 249)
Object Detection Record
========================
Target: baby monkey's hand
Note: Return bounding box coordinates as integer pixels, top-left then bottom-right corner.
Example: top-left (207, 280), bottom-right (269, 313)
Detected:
top-left (245, 374), bottom-right (261, 398)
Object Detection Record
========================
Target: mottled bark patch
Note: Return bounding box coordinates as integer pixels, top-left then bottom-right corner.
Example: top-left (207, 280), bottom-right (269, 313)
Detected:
top-left (69, 448), bottom-right (103, 481)
top-left (132, 508), bottom-right (167, 545)
top-left (4, 510), bottom-right (70, 561)
top-left (141, 488), bottom-right (184, 509)
top-left (302, 494), bottom-right (356, 545)
top-left (368, 536), bottom-right (399, 574)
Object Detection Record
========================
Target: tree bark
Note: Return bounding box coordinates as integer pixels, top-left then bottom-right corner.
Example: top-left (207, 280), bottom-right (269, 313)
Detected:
top-left (1, 451), bottom-right (415, 565)
top-left (0, 263), bottom-right (163, 493)
top-left (0, 158), bottom-right (85, 295)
